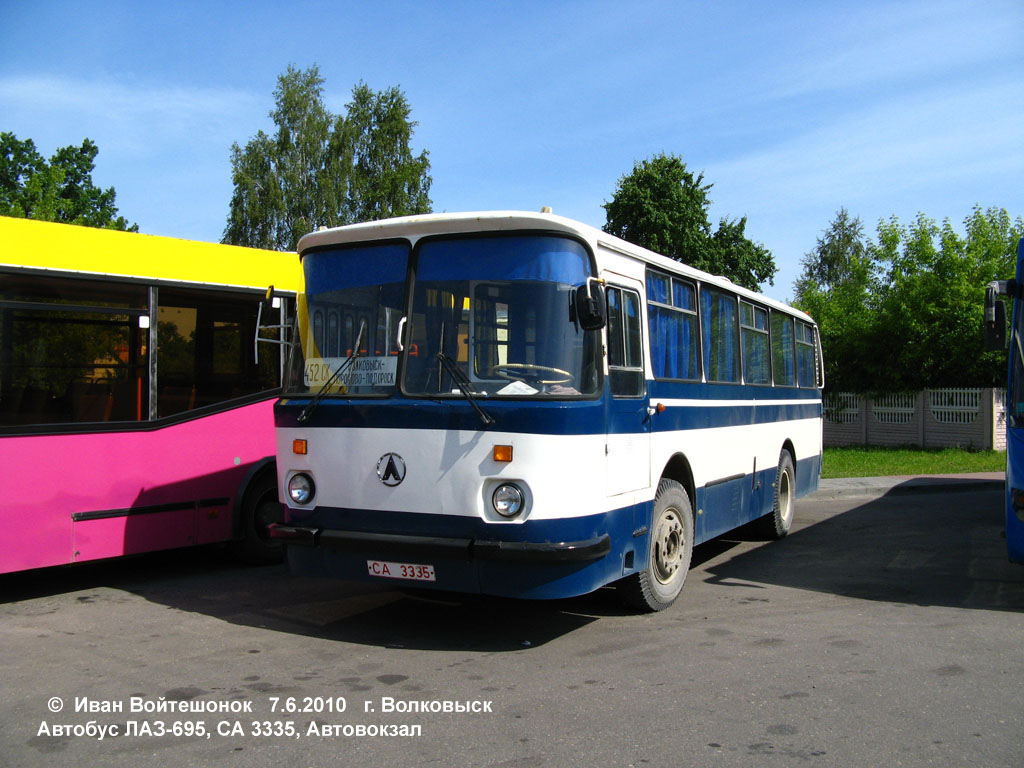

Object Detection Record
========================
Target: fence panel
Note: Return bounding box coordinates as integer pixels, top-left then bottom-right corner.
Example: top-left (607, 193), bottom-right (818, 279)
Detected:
top-left (928, 388), bottom-right (980, 424)
top-left (823, 389), bottom-right (1005, 450)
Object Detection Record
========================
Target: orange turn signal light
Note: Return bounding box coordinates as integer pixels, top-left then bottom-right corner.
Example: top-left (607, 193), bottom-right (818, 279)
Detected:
top-left (293, 439), bottom-right (308, 455)
top-left (493, 445), bottom-right (513, 463)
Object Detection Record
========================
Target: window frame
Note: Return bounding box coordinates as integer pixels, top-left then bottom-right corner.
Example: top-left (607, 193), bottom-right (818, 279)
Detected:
top-left (606, 284), bottom-right (646, 398)
top-left (795, 320), bottom-right (819, 389)
top-left (739, 299), bottom-right (772, 387)
top-left (770, 309), bottom-right (797, 388)
top-left (0, 268), bottom-right (289, 435)
top-left (699, 285), bottom-right (741, 385)
top-left (646, 269), bottom-right (701, 382)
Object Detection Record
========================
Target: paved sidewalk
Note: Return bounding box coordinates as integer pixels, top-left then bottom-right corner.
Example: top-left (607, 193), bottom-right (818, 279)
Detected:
top-left (813, 472), bottom-right (1004, 500)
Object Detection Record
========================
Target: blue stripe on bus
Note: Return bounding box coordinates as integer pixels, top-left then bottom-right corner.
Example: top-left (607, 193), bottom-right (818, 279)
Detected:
top-left (276, 386), bottom-right (821, 434)
top-left (647, 381), bottom-right (821, 402)
top-left (281, 451), bottom-right (821, 600)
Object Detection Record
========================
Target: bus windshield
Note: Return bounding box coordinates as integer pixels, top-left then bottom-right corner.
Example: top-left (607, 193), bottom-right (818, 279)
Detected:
top-left (405, 235), bottom-right (598, 398)
top-left (289, 234), bottom-right (601, 399)
top-left (290, 242), bottom-right (409, 397)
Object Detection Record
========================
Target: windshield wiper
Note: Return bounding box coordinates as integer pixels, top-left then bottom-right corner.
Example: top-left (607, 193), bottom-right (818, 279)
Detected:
top-left (436, 323), bottom-right (494, 426)
top-left (297, 319), bottom-right (367, 423)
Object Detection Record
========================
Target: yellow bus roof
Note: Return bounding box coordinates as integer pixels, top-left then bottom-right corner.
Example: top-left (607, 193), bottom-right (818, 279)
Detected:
top-left (0, 216), bottom-right (303, 293)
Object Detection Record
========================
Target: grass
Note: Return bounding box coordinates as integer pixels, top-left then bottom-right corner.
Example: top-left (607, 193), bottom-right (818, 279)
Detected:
top-left (822, 446), bottom-right (1006, 479)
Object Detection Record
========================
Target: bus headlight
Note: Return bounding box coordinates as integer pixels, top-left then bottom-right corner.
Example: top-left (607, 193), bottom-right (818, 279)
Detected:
top-left (492, 483), bottom-right (524, 518)
top-left (287, 473), bottom-right (316, 506)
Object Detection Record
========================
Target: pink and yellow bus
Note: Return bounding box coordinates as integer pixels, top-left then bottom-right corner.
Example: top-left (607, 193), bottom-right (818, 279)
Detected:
top-left (0, 217), bottom-right (302, 573)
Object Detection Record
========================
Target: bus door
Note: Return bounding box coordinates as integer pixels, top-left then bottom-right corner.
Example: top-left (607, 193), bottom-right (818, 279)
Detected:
top-left (604, 279), bottom-right (650, 497)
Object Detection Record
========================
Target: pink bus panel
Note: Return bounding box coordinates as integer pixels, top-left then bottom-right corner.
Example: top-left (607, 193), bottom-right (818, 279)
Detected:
top-left (0, 400), bottom-right (275, 574)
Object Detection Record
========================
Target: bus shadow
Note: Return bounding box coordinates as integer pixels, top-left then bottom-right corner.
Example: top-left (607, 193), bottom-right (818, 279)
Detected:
top-left (697, 488), bottom-right (1024, 613)
top-left (0, 548), bottom-right (626, 652)
top-left (243, 586), bottom-right (622, 651)
top-left (10, 486), bottom-right (1018, 651)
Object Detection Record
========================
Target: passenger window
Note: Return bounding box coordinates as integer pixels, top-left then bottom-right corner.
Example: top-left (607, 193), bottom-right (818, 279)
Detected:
top-left (796, 322), bottom-right (818, 388)
top-left (700, 287), bottom-right (740, 383)
top-left (771, 311), bottom-right (795, 387)
top-left (646, 270), bottom-right (699, 381)
top-left (740, 301), bottom-right (770, 385)
top-left (0, 273), bottom-right (149, 426)
top-left (158, 289), bottom-right (277, 417)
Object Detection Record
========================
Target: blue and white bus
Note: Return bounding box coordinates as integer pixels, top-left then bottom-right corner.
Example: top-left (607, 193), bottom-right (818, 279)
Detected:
top-left (269, 211), bottom-right (823, 610)
top-left (985, 236), bottom-right (1024, 564)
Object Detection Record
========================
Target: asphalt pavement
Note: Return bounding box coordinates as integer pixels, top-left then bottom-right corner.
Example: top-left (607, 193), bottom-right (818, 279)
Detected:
top-left (1, 470), bottom-right (1020, 768)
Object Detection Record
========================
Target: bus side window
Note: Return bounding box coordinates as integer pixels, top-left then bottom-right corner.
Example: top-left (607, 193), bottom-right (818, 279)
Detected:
top-left (646, 270), bottom-right (699, 381)
top-left (159, 290), bottom-right (279, 416)
top-left (796, 321), bottom-right (817, 388)
top-left (740, 301), bottom-right (771, 385)
top-left (0, 273), bottom-right (149, 426)
top-left (771, 310), bottom-right (796, 387)
top-left (700, 287), bottom-right (740, 383)
top-left (607, 287), bottom-right (644, 397)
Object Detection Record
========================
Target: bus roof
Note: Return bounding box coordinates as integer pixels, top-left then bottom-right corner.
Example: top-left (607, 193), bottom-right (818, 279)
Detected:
top-left (0, 215), bottom-right (303, 293)
top-left (296, 210), bottom-right (813, 323)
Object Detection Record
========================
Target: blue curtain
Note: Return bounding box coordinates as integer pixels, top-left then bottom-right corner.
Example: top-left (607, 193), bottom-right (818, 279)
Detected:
top-left (647, 272), bottom-right (698, 380)
top-left (771, 312), bottom-right (795, 386)
top-left (701, 288), bottom-right (738, 383)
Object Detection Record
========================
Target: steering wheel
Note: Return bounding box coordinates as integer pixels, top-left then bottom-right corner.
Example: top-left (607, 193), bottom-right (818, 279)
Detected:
top-left (489, 363), bottom-right (575, 386)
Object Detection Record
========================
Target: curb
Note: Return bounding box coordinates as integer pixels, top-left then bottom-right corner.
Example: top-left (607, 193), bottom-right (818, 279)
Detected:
top-left (812, 474), bottom-right (1004, 500)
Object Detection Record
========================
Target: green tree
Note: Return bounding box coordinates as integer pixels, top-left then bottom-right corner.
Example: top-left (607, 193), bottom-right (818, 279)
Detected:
top-left (798, 205), bottom-right (1023, 393)
top-left (871, 207), bottom-right (1022, 390)
top-left (0, 132), bottom-right (137, 230)
top-left (223, 65), bottom-right (431, 251)
top-left (602, 153), bottom-right (776, 290)
top-left (345, 83), bottom-right (432, 224)
top-left (793, 208), bottom-right (877, 392)
top-left (794, 207), bottom-right (869, 295)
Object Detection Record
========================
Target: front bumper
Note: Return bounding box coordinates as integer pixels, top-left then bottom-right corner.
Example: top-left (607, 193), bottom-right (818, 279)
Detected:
top-left (267, 523), bottom-right (611, 564)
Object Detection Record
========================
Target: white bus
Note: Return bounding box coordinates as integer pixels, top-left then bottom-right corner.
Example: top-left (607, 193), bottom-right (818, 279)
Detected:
top-left (269, 211), bottom-right (823, 610)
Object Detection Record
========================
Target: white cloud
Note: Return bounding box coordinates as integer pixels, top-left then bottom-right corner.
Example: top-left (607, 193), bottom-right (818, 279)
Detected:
top-left (0, 74), bottom-right (262, 155)
top-left (711, 77), bottom-right (1024, 216)
top-left (0, 74), bottom-right (269, 240)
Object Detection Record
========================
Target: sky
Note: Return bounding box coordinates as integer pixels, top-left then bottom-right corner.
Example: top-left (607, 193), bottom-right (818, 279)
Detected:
top-left (2, 0), bottom-right (1022, 301)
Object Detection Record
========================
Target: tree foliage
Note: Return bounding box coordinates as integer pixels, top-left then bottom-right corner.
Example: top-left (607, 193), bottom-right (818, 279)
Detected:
top-left (794, 206), bottom-right (1024, 393)
top-left (223, 65), bottom-right (431, 251)
top-left (602, 153), bottom-right (776, 290)
top-left (0, 132), bottom-right (137, 231)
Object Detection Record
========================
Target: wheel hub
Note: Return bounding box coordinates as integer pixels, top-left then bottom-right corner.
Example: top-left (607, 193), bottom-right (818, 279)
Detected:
top-left (654, 510), bottom-right (685, 584)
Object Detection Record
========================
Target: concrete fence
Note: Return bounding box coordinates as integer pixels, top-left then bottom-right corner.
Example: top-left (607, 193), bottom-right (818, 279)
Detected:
top-left (823, 388), bottom-right (1007, 450)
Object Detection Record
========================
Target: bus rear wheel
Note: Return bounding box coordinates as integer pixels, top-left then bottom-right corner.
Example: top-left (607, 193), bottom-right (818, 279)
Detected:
top-left (757, 450), bottom-right (795, 539)
top-left (619, 478), bottom-right (694, 612)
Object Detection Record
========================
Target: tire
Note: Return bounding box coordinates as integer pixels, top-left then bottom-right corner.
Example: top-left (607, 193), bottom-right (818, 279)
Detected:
top-left (229, 473), bottom-right (285, 565)
top-left (619, 479), bottom-right (694, 612)
top-left (758, 450), bottom-right (795, 540)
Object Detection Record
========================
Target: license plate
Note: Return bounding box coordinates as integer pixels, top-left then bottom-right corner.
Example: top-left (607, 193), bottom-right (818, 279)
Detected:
top-left (366, 560), bottom-right (436, 582)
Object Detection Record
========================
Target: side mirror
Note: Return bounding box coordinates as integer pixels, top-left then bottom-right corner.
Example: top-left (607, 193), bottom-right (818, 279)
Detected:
top-left (984, 293), bottom-right (1007, 350)
top-left (574, 280), bottom-right (607, 331)
top-left (984, 280), bottom-right (1013, 351)
top-left (262, 284), bottom-right (281, 312)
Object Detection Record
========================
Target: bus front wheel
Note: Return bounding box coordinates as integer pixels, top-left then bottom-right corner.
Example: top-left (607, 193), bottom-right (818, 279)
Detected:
top-left (619, 478), bottom-right (694, 612)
